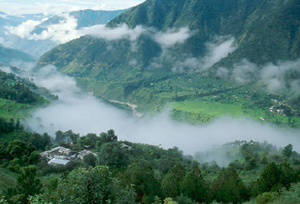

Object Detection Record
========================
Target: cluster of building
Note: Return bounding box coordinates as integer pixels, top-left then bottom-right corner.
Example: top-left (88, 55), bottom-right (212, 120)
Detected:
top-left (40, 146), bottom-right (97, 166)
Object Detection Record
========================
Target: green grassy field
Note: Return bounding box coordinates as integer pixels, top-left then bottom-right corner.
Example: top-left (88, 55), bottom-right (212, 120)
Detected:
top-left (171, 100), bottom-right (245, 117)
top-left (75, 74), bottom-right (300, 127)
top-left (0, 98), bottom-right (35, 120)
top-left (170, 99), bottom-right (300, 126)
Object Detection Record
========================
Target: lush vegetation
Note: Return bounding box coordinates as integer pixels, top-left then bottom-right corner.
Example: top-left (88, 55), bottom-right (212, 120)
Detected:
top-left (38, 0), bottom-right (300, 127)
top-left (1, 0), bottom-right (299, 203)
top-left (0, 126), bottom-right (300, 204)
top-left (0, 69), bottom-right (55, 120)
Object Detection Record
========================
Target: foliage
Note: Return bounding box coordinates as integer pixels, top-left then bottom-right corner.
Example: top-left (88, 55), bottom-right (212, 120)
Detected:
top-left (38, 0), bottom-right (300, 127)
top-left (1, 127), bottom-right (300, 204)
top-left (256, 162), bottom-right (284, 194)
top-left (212, 167), bottom-right (249, 204)
top-left (47, 166), bottom-right (113, 204)
top-left (121, 161), bottom-right (161, 203)
top-left (83, 153), bottom-right (97, 167)
top-left (181, 165), bottom-right (210, 203)
top-left (6, 166), bottom-right (42, 204)
top-left (99, 142), bottom-right (129, 169)
top-left (162, 163), bottom-right (186, 198)
top-left (0, 140), bottom-right (39, 172)
top-left (28, 194), bottom-right (52, 204)
top-left (282, 144), bottom-right (293, 159)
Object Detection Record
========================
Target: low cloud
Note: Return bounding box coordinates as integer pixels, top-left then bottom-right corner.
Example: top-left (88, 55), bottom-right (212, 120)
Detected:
top-left (260, 59), bottom-right (300, 96)
top-left (202, 36), bottom-right (237, 69)
top-left (0, 65), bottom-right (13, 73)
top-left (231, 59), bottom-right (259, 83)
top-left (5, 19), bottom-right (42, 38)
top-left (171, 36), bottom-right (237, 72)
top-left (153, 27), bottom-right (191, 48)
top-left (10, 64), bottom-right (298, 158)
top-left (83, 24), bottom-right (146, 41)
top-left (223, 58), bottom-right (300, 97)
top-left (6, 17), bottom-right (192, 46)
top-left (28, 13), bottom-right (78, 44)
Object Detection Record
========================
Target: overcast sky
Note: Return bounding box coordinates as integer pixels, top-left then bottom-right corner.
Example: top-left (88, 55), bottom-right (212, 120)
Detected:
top-left (0, 0), bottom-right (145, 15)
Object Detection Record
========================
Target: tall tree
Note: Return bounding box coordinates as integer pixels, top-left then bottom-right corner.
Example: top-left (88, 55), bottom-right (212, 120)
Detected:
top-left (49, 166), bottom-right (113, 204)
top-left (123, 161), bottom-right (161, 203)
top-left (181, 165), bottom-right (210, 203)
top-left (212, 167), bottom-right (249, 204)
top-left (282, 144), bottom-right (293, 159)
top-left (162, 163), bottom-right (186, 198)
top-left (7, 166), bottom-right (42, 204)
top-left (256, 162), bottom-right (283, 194)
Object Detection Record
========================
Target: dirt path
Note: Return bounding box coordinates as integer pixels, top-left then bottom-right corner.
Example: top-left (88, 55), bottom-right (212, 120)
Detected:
top-left (109, 100), bottom-right (143, 118)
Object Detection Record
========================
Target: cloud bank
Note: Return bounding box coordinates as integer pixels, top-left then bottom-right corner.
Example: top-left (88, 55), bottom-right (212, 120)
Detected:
top-left (6, 19), bottom-right (42, 38)
top-left (153, 27), bottom-right (192, 48)
top-left (6, 15), bottom-right (193, 46)
top-left (215, 58), bottom-right (300, 97)
top-left (11, 64), bottom-right (299, 157)
top-left (171, 36), bottom-right (237, 72)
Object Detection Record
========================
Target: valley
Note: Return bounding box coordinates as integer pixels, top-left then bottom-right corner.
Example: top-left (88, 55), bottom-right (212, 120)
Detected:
top-left (0, 0), bottom-right (300, 203)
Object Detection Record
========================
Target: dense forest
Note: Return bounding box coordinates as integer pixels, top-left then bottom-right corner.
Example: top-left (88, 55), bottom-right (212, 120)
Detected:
top-left (0, 121), bottom-right (299, 204)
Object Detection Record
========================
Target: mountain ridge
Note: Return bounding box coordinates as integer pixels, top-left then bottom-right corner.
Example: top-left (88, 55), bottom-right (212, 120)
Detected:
top-left (37, 0), bottom-right (300, 126)
top-left (0, 44), bottom-right (35, 65)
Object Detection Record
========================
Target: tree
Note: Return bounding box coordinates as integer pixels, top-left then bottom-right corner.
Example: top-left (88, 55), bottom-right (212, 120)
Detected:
top-left (181, 165), bottom-right (210, 203)
top-left (279, 162), bottom-right (300, 188)
top-left (123, 161), bottom-right (161, 203)
top-left (97, 129), bottom-right (118, 147)
top-left (240, 143), bottom-right (258, 170)
top-left (99, 142), bottom-right (129, 169)
top-left (212, 167), bottom-right (249, 204)
top-left (7, 166), bottom-right (42, 204)
top-left (256, 162), bottom-right (283, 194)
top-left (164, 198), bottom-right (177, 204)
top-left (83, 153), bottom-right (97, 167)
top-left (49, 166), bottom-right (113, 204)
top-left (55, 130), bottom-right (64, 145)
top-left (282, 144), bottom-right (293, 159)
top-left (162, 164), bottom-right (186, 198)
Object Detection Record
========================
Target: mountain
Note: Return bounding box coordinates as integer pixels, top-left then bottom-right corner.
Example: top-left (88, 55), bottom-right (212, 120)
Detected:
top-left (0, 10), bottom-right (127, 59)
top-left (0, 11), bottom-right (47, 25)
top-left (108, 0), bottom-right (300, 64)
top-left (32, 9), bottom-right (127, 34)
top-left (39, 0), bottom-right (300, 79)
top-left (0, 66), bottom-right (51, 120)
top-left (0, 44), bottom-right (35, 65)
top-left (38, 0), bottom-right (300, 126)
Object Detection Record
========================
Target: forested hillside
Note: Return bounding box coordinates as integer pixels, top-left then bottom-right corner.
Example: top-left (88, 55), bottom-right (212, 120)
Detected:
top-left (38, 0), bottom-right (300, 127)
top-left (0, 67), bottom-right (55, 121)
top-left (1, 128), bottom-right (300, 204)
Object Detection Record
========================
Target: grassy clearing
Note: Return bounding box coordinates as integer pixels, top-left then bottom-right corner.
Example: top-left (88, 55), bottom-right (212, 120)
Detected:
top-left (75, 75), bottom-right (300, 127)
top-left (0, 98), bottom-right (35, 120)
top-left (171, 100), bottom-right (245, 117)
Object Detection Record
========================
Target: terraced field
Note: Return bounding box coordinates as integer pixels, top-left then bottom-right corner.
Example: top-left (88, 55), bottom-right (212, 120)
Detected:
top-left (0, 98), bottom-right (34, 119)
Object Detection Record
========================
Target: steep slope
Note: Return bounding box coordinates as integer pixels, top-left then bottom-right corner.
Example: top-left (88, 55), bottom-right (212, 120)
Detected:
top-left (38, 0), bottom-right (300, 126)
top-left (32, 9), bottom-right (127, 34)
top-left (0, 67), bottom-right (50, 120)
top-left (0, 44), bottom-right (35, 65)
top-left (40, 0), bottom-right (300, 73)
top-left (109, 0), bottom-right (300, 64)
top-left (1, 10), bottom-right (126, 59)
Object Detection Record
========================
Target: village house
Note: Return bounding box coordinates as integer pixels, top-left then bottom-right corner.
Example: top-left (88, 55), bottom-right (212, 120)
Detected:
top-left (40, 146), bottom-right (97, 166)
